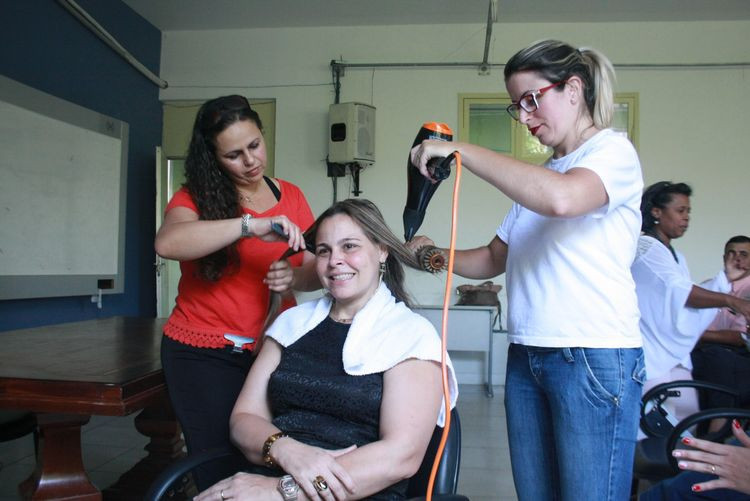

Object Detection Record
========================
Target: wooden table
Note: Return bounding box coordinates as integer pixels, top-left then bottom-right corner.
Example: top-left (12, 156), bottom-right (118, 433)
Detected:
top-left (0, 316), bottom-right (184, 500)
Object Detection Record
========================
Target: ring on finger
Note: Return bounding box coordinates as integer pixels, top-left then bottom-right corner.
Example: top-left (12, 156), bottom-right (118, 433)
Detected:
top-left (220, 489), bottom-right (228, 501)
top-left (710, 464), bottom-right (717, 475)
top-left (312, 475), bottom-right (329, 492)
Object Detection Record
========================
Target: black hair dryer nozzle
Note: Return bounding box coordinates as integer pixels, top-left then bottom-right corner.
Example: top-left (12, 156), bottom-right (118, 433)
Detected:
top-left (403, 122), bottom-right (454, 242)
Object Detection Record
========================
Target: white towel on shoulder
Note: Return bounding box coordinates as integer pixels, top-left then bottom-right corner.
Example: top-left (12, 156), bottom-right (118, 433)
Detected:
top-left (266, 282), bottom-right (458, 426)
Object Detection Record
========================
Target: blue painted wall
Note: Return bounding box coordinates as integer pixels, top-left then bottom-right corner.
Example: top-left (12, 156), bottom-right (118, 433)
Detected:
top-left (0, 0), bottom-right (162, 330)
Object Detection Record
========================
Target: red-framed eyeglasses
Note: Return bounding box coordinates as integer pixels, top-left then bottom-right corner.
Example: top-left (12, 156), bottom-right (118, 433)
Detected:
top-left (506, 80), bottom-right (568, 121)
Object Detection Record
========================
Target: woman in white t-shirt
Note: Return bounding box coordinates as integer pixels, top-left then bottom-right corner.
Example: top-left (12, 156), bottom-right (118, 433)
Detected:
top-left (408, 39), bottom-right (644, 501)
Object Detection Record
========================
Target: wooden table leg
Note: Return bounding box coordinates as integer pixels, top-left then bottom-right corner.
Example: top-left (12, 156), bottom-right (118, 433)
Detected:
top-left (19, 413), bottom-right (100, 501)
top-left (103, 397), bottom-right (186, 500)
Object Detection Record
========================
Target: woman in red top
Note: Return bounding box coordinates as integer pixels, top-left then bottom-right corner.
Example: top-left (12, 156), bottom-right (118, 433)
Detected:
top-left (155, 95), bottom-right (318, 489)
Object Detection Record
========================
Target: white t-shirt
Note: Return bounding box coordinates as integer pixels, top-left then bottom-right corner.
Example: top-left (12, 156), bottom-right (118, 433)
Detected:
top-left (632, 235), bottom-right (729, 380)
top-left (497, 129), bottom-right (643, 348)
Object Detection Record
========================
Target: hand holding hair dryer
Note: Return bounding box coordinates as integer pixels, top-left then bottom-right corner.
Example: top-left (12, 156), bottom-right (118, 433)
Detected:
top-left (403, 122), bottom-right (455, 242)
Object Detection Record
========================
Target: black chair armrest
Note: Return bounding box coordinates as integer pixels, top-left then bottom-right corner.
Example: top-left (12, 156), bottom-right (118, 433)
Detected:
top-left (642, 380), bottom-right (739, 412)
top-left (666, 408), bottom-right (750, 471)
top-left (0, 411), bottom-right (36, 442)
top-left (406, 408), bottom-right (462, 497)
top-left (640, 380), bottom-right (740, 437)
top-left (144, 447), bottom-right (240, 501)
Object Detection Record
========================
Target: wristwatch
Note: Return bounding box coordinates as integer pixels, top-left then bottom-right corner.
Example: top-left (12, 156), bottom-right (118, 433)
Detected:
top-left (277, 474), bottom-right (299, 501)
top-left (241, 213), bottom-right (253, 238)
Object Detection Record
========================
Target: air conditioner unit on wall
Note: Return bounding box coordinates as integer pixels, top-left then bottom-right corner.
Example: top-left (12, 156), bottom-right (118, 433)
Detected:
top-left (328, 102), bottom-right (375, 164)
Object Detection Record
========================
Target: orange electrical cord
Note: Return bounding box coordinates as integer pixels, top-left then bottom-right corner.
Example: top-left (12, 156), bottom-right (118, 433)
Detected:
top-left (425, 151), bottom-right (462, 501)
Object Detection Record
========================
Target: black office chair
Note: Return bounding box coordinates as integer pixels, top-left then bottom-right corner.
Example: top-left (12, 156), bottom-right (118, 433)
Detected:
top-left (639, 380), bottom-right (740, 440)
top-left (405, 408), bottom-right (467, 500)
top-left (633, 380), bottom-right (748, 489)
top-left (0, 410), bottom-right (37, 472)
top-left (144, 408), bottom-right (468, 501)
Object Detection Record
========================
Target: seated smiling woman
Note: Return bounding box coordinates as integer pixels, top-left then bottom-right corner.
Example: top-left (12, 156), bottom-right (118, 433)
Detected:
top-left (196, 198), bottom-right (458, 501)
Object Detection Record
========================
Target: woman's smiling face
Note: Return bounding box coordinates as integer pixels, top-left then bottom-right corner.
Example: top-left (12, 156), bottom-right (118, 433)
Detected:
top-left (314, 213), bottom-right (387, 313)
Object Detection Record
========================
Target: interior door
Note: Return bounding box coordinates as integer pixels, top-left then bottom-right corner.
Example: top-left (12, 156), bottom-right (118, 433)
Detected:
top-left (155, 148), bottom-right (186, 318)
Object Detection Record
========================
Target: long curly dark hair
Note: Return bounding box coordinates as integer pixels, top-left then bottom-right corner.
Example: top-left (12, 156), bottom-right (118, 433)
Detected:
top-left (184, 95), bottom-right (264, 281)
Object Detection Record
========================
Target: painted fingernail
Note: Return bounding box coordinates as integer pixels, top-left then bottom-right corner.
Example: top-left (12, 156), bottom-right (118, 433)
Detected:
top-left (682, 437), bottom-right (692, 445)
top-left (678, 461), bottom-right (687, 469)
top-left (672, 450), bottom-right (683, 457)
top-left (692, 485), bottom-right (702, 492)
top-left (734, 419), bottom-right (741, 429)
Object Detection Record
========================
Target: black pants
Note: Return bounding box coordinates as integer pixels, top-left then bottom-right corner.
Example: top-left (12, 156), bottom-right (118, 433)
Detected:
top-left (691, 342), bottom-right (750, 409)
top-left (161, 335), bottom-right (254, 490)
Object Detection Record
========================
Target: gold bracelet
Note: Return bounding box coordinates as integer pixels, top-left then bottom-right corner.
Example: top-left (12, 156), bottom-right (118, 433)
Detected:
top-left (262, 431), bottom-right (287, 468)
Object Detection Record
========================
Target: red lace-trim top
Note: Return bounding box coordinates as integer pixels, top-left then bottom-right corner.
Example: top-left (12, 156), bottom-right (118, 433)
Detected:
top-left (163, 179), bottom-right (314, 350)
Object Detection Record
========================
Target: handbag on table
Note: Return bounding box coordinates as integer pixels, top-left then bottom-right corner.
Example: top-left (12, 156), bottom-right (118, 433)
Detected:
top-left (455, 281), bottom-right (502, 308)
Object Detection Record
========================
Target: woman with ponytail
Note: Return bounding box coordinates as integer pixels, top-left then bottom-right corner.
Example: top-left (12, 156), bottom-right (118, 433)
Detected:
top-left (408, 40), bottom-right (644, 499)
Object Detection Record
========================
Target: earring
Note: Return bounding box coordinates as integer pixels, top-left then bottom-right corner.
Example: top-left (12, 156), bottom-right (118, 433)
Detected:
top-left (378, 261), bottom-right (386, 285)
top-left (654, 219), bottom-right (659, 225)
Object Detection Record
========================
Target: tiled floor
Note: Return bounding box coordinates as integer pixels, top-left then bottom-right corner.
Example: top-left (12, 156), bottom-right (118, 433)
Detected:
top-left (0, 413), bottom-right (150, 501)
top-left (0, 384), bottom-right (515, 500)
top-left (454, 385), bottom-right (517, 501)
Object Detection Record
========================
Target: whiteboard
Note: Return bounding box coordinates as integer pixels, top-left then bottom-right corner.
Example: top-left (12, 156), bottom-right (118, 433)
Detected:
top-left (0, 75), bottom-right (128, 300)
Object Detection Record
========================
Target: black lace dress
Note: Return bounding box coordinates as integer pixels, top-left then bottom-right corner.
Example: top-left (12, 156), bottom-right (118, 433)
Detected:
top-left (267, 316), bottom-right (408, 500)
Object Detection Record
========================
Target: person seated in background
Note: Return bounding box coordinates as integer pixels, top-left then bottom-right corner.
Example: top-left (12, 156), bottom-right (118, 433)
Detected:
top-left (631, 183), bottom-right (750, 427)
top-left (639, 420), bottom-right (750, 500)
top-left (196, 198), bottom-right (458, 501)
top-left (692, 235), bottom-right (750, 414)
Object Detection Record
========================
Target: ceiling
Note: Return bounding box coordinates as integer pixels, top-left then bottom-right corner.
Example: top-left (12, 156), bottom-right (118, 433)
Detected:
top-left (122, 0), bottom-right (750, 31)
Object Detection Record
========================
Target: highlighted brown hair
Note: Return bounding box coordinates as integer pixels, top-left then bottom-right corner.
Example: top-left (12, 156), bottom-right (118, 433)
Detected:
top-left (258, 199), bottom-right (422, 351)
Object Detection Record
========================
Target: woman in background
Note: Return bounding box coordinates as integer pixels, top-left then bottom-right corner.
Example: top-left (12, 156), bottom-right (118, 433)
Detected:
top-left (632, 182), bottom-right (750, 424)
top-left (409, 39), bottom-right (644, 500)
top-left (640, 420), bottom-right (750, 500)
top-left (197, 199), bottom-right (458, 501)
top-left (155, 95), bottom-right (317, 489)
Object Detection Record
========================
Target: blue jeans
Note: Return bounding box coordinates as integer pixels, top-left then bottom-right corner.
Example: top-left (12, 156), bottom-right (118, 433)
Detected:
top-left (640, 471), bottom-right (750, 500)
top-left (505, 344), bottom-right (645, 501)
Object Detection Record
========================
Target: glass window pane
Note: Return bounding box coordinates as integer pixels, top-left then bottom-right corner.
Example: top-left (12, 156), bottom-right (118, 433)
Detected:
top-left (612, 102), bottom-right (630, 139)
top-left (461, 93), bottom-right (638, 159)
top-left (517, 125), bottom-right (551, 159)
top-left (468, 103), bottom-right (511, 153)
